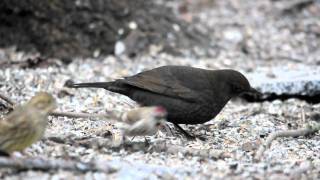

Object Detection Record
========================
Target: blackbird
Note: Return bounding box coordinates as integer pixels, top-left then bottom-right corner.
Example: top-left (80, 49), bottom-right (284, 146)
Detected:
top-left (66, 65), bottom-right (260, 138)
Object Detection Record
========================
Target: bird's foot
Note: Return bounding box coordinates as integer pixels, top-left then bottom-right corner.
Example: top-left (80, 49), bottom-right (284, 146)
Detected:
top-left (131, 136), bottom-right (136, 141)
top-left (144, 137), bottom-right (150, 146)
top-left (184, 133), bottom-right (196, 140)
top-left (185, 134), bottom-right (207, 141)
top-left (173, 123), bottom-right (199, 140)
top-left (172, 123), bottom-right (207, 141)
top-left (195, 135), bottom-right (207, 141)
top-left (160, 124), bottom-right (175, 137)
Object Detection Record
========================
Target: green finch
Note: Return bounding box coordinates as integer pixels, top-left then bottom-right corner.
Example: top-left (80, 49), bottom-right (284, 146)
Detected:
top-left (0, 92), bottom-right (56, 155)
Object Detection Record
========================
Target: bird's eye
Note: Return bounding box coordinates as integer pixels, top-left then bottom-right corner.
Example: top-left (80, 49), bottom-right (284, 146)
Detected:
top-left (231, 84), bottom-right (242, 93)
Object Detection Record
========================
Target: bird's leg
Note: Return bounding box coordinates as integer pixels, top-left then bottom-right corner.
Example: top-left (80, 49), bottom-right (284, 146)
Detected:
top-left (173, 123), bottom-right (196, 140)
top-left (166, 125), bottom-right (174, 136)
top-left (160, 123), bottom-right (174, 137)
top-left (131, 136), bottom-right (136, 141)
top-left (144, 137), bottom-right (150, 146)
top-left (173, 124), bottom-right (208, 141)
top-left (121, 135), bottom-right (126, 145)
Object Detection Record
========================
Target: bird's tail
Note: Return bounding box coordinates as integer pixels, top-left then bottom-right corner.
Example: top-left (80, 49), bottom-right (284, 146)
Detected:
top-left (65, 81), bottom-right (113, 89)
top-left (65, 80), bottom-right (129, 95)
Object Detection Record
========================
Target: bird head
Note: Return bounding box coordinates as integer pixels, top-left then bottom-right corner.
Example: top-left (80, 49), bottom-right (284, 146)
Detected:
top-left (153, 106), bottom-right (167, 118)
top-left (27, 92), bottom-right (57, 113)
top-left (152, 106), bottom-right (167, 127)
top-left (221, 70), bottom-right (261, 97)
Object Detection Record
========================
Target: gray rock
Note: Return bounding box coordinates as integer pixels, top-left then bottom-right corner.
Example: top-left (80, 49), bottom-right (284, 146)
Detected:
top-left (244, 66), bottom-right (320, 102)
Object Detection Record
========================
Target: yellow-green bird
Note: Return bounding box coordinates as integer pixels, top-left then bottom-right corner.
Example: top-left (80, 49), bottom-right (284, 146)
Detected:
top-left (0, 92), bottom-right (56, 155)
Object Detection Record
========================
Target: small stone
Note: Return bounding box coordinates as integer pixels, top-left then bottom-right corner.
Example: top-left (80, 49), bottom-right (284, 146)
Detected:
top-left (229, 162), bottom-right (238, 170)
top-left (118, 28), bottom-right (124, 35)
top-left (242, 141), bottom-right (258, 152)
top-left (128, 21), bottom-right (138, 30)
top-left (223, 28), bottom-right (243, 43)
top-left (114, 41), bottom-right (126, 56)
top-left (172, 24), bottom-right (180, 32)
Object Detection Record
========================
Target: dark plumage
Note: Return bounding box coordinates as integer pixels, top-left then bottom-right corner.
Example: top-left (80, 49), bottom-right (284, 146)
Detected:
top-left (66, 66), bottom-right (260, 138)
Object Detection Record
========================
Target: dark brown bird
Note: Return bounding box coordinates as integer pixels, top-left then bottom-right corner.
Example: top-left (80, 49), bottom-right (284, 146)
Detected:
top-left (66, 65), bottom-right (260, 138)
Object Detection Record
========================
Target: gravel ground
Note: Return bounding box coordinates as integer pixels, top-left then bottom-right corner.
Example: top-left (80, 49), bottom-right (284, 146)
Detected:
top-left (1, 0), bottom-right (320, 179)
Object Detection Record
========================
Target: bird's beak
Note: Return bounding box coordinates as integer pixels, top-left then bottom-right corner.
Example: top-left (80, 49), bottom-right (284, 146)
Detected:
top-left (247, 87), bottom-right (262, 96)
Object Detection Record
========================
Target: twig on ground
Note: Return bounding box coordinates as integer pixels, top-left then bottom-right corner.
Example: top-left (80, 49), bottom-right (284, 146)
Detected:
top-left (254, 122), bottom-right (320, 161)
top-left (279, 0), bottom-right (315, 15)
top-left (50, 111), bottom-right (118, 120)
top-left (48, 135), bottom-right (230, 160)
top-left (0, 156), bottom-right (117, 173)
top-left (0, 93), bottom-right (15, 108)
top-left (151, 141), bottom-right (230, 159)
top-left (0, 57), bottom-right (53, 69)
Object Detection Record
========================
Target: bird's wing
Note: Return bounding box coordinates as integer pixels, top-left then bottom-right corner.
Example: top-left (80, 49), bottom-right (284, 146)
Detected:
top-left (125, 119), bottom-right (152, 136)
top-left (121, 67), bottom-right (206, 103)
top-left (0, 106), bottom-right (33, 135)
top-left (0, 106), bottom-right (24, 128)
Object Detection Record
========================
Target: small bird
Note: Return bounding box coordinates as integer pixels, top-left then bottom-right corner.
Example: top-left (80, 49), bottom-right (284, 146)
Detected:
top-left (66, 65), bottom-right (260, 138)
top-left (119, 106), bottom-right (167, 137)
top-left (0, 92), bottom-right (56, 156)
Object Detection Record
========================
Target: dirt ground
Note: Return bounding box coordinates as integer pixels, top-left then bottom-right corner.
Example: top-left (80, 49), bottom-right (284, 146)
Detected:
top-left (0, 0), bottom-right (320, 179)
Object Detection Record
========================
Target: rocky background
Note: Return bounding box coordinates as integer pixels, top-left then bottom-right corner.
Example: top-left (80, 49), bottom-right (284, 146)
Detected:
top-left (0, 0), bottom-right (320, 179)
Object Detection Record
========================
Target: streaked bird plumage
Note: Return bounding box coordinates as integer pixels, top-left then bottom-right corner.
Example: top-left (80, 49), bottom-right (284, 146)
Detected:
top-left (0, 92), bottom-right (56, 155)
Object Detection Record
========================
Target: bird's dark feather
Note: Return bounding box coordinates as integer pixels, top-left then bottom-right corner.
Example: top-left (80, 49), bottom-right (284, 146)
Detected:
top-left (120, 66), bottom-right (215, 103)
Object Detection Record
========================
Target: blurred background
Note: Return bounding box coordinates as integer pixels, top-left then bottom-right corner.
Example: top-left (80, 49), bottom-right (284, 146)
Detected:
top-left (0, 0), bottom-right (318, 64)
